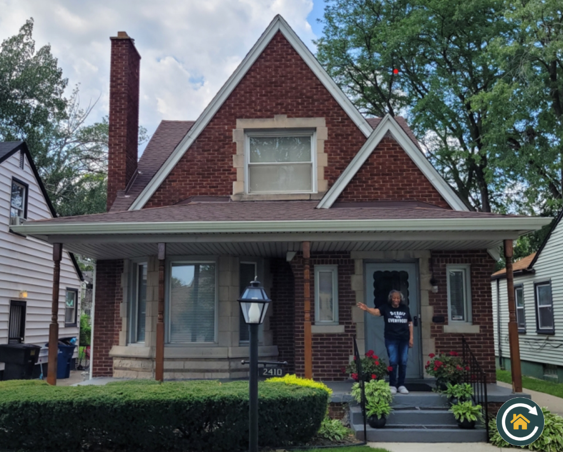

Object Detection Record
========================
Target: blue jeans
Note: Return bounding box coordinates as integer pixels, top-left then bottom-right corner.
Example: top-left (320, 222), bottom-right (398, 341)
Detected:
top-left (385, 338), bottom-right (409, 387)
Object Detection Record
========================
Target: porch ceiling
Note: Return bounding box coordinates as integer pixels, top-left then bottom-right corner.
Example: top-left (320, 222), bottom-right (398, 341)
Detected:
top-left (32, 230), bottom-right (513, 260)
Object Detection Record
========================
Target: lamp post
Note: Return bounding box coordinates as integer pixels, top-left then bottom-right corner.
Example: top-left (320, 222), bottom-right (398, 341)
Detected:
top-left (238, 278), bottom-right (271, 452)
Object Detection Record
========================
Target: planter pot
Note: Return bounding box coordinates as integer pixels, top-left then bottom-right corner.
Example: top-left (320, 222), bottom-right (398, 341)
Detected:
top-left (458, 419), bottom-right (476, 429)
top-left (448, 397), bottom-right (459, 406)
top-left (368, 415), bottom-right (387, 428)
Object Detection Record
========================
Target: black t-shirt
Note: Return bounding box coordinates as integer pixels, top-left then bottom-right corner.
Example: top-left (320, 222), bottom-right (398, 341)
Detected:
top-left (378, 303), bottom-right (412, 341)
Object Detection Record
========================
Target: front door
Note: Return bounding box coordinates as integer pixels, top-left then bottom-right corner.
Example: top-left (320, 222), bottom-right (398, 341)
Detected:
top-left (364, 263), bottom-right (422, 379)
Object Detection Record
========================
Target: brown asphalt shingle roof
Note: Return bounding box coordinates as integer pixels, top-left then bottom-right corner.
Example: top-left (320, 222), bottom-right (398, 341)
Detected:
top-left (110, 120), bottom-right (195, 212)
top-left (108, 117), bottom-right (421, 212)
top-left (492, 252), bottom-right (536, 277)
top-left (33, 200), bottom-right (516, 225)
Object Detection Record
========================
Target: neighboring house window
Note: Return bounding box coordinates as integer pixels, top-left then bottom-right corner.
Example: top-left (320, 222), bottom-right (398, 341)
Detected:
top-left (515, 285), bottom-right (526, 332)
top-left (246, 130), bottom-right (316, 193)
top-left (447, 265), bottom-right (472, 323)
top-left (535, 282), bottom-right (554, 334)
top-left (239, 261), bottom-right (257, 342)
top-left (315, 265), bottom-right (338, 324)
top-left (130, 262), bottom-right (148, 343)
top-left (65, 289), bottom-right (78, 326)
top-left (10, 179), bottom-right (28, 225)
top-left (168, 262), bottom-right (216, 343)
top-left (9, 300), bottom-right (26, 343)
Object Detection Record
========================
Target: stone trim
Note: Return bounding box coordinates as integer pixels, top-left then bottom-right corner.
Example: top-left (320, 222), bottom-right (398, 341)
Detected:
top-left (443, 324), bottom-right (481, 334)
top-left (232, 115), bottom-right (328, 200)
top-left (311, 324), bottom-right (345, 334)
top-left (350, 250), bottom-right (436, 376)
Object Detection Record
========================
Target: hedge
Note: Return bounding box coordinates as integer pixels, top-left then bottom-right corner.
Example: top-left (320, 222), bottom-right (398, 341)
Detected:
top-left (0, 379), bottom-right (328, 451)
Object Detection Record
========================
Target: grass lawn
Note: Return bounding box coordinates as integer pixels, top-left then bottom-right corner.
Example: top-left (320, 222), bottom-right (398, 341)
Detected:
top-left (296, 448), bottom-right (389, 452)
top-left (497, 369), bottom-right (563, 399)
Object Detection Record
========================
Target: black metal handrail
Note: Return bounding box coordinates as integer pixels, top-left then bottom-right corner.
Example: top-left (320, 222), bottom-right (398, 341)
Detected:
top-left (461, 336), bottom-right (489, 440)
top-left (353, 336), bottom-right (367, 442)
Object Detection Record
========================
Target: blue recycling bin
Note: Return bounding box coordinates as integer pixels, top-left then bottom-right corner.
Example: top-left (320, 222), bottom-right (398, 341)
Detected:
top-left (56, 343), bottom-right (76, 379)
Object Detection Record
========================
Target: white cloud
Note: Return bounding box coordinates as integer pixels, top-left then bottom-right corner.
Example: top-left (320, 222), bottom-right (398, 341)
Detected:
top-left (0, 0), bottom-right (316, 151)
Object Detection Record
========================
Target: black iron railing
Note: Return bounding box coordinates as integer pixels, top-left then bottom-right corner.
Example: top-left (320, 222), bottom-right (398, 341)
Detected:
top-left (461, 336), bottom-right (489, 440)
top-left (353, 336), bottom-right (367, 441)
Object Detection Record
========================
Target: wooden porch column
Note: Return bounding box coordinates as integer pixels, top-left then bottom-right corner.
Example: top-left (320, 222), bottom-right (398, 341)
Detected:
top-left (302, 241), bottom-right (312, 379)
top-left (504, 239), bottom-right (523, 393)
top-left (155, 243), bottom-right (166, 381)
top-left (47, 243), bottom-right (63, 386)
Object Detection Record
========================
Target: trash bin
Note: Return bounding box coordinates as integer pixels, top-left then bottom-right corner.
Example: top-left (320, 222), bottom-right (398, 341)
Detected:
top-left (56, 341), bottom-right (76, 379)
top-left (0, 343), bottom-right (41, 380)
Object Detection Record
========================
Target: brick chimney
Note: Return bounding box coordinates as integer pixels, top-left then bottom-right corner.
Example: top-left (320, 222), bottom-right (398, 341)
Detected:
top-left (107, 31), bottom-right (141, 211)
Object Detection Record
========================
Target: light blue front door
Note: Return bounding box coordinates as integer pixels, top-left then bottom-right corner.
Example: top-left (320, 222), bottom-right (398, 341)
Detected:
top-left (364, 263), bottom-right (422, 379)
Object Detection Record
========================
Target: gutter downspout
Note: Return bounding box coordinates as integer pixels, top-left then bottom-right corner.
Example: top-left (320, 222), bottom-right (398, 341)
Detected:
top-left (89, 261), bottom-right (97, 381)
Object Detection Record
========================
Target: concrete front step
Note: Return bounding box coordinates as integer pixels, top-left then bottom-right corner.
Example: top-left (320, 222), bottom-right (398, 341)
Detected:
top-left (391, 392), bottom-right (449, 409)
top-left (351, 407), bottom-right (457, 425)
top-left (354, 427), bottom-right (488, 443)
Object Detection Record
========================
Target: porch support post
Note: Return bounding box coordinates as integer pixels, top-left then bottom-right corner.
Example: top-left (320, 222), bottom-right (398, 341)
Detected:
top-left (47, 243), bottom-right (63, 386)
top-left (155, 243), bottom-right (166, 381)
top-left (302, 241), bottom-right (312, 379)
top-left (504, 239), bottom-right (523, 393)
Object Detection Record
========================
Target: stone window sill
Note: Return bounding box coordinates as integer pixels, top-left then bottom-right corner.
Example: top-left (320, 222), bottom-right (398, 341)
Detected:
top-left (443, 324), bottom-right (480, 334)
top-left (311, 324), bottom-right (345, 334)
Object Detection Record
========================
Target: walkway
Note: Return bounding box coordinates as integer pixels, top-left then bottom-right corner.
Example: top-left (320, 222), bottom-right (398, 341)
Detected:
top-left (496, 380), bottom-right (563, 416)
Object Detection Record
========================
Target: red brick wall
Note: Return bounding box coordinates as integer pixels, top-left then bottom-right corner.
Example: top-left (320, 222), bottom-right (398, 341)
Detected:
top-left (108, 35), bottom-right (140, 211)
top-left (338, 136), bottom-right (451, 208)
top-left (144, 32), bottom-right (368, 207)
top-left (92, 260), bottom-right (123, 377)
top-left (289, 253), bottom-right (356, 380)
top-left (270, 259), bottom-right (296, 373)
top-left (429, 250), bottom-right (497, 382)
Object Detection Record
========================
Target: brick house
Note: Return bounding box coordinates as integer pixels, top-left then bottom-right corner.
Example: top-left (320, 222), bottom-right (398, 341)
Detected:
top-left (13, 16), bottom-right (549, 383)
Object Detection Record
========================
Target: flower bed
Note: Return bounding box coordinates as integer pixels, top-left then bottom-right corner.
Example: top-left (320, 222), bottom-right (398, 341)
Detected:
top-left (425, 351), bottom-right (467, 386)
top-left (345, 350), bottom-right (390, 382)
top-left (0, 379), bottom-right (328, 451)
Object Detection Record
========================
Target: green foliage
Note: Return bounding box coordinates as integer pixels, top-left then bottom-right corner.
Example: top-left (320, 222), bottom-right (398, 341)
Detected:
top-left (489, 408), bottom-right (563, 452)
top-left (445, 383), bottom-right (474, 400)
top-left (496, 369), bottom-right (563, 399)
top-left (425, 352), bottom-right (466, 385)
top-left (0, 380), bottom-right (328, 451)
top-left (352, 379), bottom-right (393, 418)
top-left (345, 349), bottom-right (389, 381)
top-left (266, 373), bottom-right (333, 396)
top-left (450, 401), bottom-right (483, 423)
top-left (316, 416), bottom-right (351, 441)
top-left (79, 314), bottom-right (91, 346)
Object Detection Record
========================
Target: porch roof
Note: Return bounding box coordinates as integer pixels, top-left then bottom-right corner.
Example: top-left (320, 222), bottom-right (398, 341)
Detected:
top-left (12, 200), bottom-right (550, 260)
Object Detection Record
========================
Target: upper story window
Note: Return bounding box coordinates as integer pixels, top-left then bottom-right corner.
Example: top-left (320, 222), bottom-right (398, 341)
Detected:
top-left (246, 130), bottom-right (316, 194)
top-left (10, 179), bottom-right (28, 226)
top-left (447, 264), bottom-right (472, 323)
top-left (65, 289), bottom-right (78, 327)
top-left (535, 282), bottom-right (554, 334)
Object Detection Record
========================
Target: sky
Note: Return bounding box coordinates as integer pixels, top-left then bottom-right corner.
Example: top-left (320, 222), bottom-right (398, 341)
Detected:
top-left (0, 0), bottom-right (328, 151)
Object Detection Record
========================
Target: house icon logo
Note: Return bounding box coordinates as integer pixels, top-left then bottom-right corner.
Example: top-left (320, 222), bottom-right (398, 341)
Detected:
top-left (497, 397), bottom-right (544, 446)
top-left (511, 414), bottom-right (530, 430)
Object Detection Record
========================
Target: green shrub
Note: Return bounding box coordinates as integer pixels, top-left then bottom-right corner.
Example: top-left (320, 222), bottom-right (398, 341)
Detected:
top-left (0, 380), bottom-right (328, 451)
top-left (450, 401), bottom-right (483, 423)
top-left (444, 382), bottom-right (473, 400)
top-left (266, 374), bottom-right (332, 395)
top-left (79, 314), bottom-right (91, 346)
top-left (489, 407), bottom-right (563, 452)
top-left (317, 416), bottom-right (351, 441)
top-left (351, 379), bottom-right (393, 418)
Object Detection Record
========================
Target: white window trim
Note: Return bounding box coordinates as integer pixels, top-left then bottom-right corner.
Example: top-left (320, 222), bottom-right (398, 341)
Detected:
top-left (165, 256), bottom-right (218, 345)
top-left (446, 264), bottom-right (472, 324)
top-left (128, 259), bottom-right (148, 344)
top-left (244, 129), bottom-right (317, 195)
top-left (515, 285), bottom-right (526, 332)
top-left (535, 282), bottom-right (554, 332)
top-left (10, 179), bottom-right (27, 224)
top-left (314, 265), bottom-right (339, 325)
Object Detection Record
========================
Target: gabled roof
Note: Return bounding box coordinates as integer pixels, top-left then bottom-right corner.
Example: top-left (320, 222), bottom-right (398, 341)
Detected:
top-left (317, 115), bottom-right (469, 210)
top-left (128, 15), bottom-right (372, 211)
top-left (110, 120), bottom-right (194, 212)
top-left (0, 141), bottom-right (83, 281)
top-left (491, 252), bottom-right (536, 278)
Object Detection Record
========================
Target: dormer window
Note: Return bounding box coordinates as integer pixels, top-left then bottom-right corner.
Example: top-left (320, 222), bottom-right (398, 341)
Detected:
top-left (246, 130), bottom-right (315, 194)
top-left (10, 179), bottom-right (27, 226)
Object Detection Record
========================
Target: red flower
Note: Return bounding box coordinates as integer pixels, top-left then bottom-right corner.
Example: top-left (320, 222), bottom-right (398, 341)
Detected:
top-left (435, 360), bottom-right (442, 367)
top-left (429, 353), bottom-right (435, 358)
top-left (465, 365), bottom-right (470, 371)
top-left (371, 374), bottom-right (377, 380)
top-left (450, 351), bottom-right (459, 357)
top-left (375, 361), bottom-right (380, 366)
top-left (434, 367), bottom-right (438, 371)
top-left (456, 365), bottom-right (462, 371)
top-left (366, 350), bottom-right (374, 357)
top-left (426, 361), bottom-right (430, 365)
top-left (351, 373), bottom-right (359, 381)
top-left (373, 355), bottom-right (379, 360)
top-left (387, 366), bottom-right (393, 371)
top-left (353, 356), bottom-right (357, 361)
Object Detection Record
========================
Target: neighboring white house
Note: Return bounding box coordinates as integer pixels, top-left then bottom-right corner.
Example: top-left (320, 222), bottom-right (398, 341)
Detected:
top-left (0, 141), bottom-right (83, 378)
top-left (491, 210), bottom-right (563, 382)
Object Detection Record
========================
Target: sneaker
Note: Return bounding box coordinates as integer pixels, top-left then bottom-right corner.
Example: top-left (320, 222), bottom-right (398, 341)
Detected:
top-left (398, 385), bottom-right (409, 394)
top-left (390, 386), bottom-right (397, 395)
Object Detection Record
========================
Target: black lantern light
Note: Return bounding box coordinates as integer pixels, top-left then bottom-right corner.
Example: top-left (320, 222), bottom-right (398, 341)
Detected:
top-left (238, 279), bottom-right (271, 325)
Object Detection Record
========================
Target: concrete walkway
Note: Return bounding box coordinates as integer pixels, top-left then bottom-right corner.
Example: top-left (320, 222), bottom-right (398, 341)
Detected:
top-left (371, 443), bottom-right (510, 451)
top-left (496, 380), bottom-right (563, 416)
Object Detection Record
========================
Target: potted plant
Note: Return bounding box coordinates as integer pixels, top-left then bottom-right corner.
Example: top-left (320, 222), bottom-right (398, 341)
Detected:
top-left (450, 401), bottom-right (483, 429)
top-left (425, 351), bottom-right (468, 389)
top-left (351, 379), bottom-right (393, 428)
top-left (444, 383), bottom-right (473, 405)
top-left (346, 350), bottom-right (390, 382)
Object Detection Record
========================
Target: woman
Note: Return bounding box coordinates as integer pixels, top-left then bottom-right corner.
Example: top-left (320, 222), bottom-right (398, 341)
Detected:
top-left (357, 290), bottom-right (413, 394)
